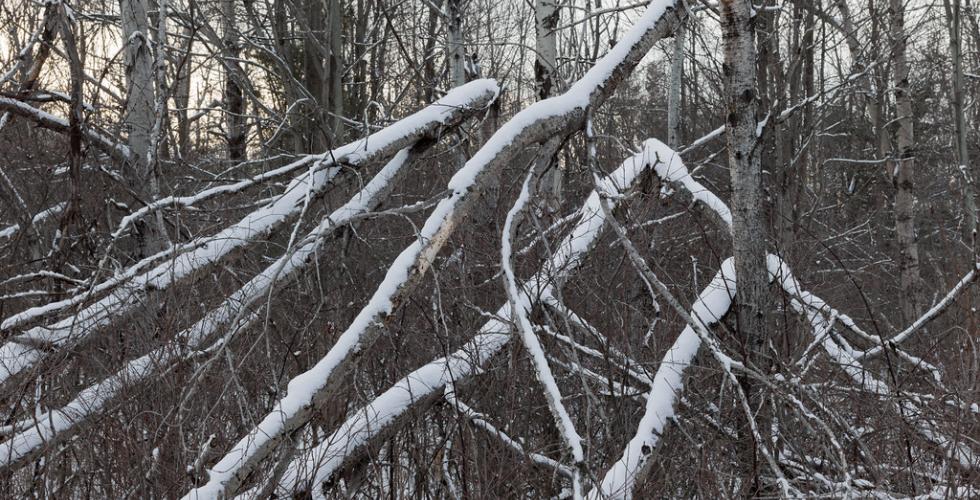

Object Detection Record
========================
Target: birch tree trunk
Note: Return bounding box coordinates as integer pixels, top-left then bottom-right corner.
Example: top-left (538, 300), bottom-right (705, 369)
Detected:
top-left (222, 0), bottom-right (246, 161)
top-left (173, 23), bottom-right (192, 157)
top-left (889, 0), bottom-right (924, 322)
top-left (720, 0), bottom-right (771, 492)
top-left (534, 0), bottom-right (558, 100)
top-left (120, 0), bottom-right (166, 256)
top-left (942, 0), bottom-right (977, 248)
top-left (535, 0), bottom-right (562, 214)
top-left (447, 0), bottom-right (466, 88)
top-left (666, 20), bottom-right (684, 148)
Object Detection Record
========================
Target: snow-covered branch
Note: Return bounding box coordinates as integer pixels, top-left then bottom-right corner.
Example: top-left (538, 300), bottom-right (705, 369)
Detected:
top-left (270, 140), bottom-right (673, 497)
top-left (0, 147), bottom-right (424, 472)
top-left (0, 96), bottom-right (132, 163)
top-left (184, 3), bottom-right (686, 494)
top-left (0, 81), bottom-right (498, 385)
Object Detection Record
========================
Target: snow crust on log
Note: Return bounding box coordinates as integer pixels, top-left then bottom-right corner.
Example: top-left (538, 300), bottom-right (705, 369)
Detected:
top-left (275, 140), bottom-right (667, 496)
top-left (593, 257), bottom-right (736, 499)
top-left (0, 149), bottom-right (416, 471)
top-left (0, 80), bottom-right (498, 384)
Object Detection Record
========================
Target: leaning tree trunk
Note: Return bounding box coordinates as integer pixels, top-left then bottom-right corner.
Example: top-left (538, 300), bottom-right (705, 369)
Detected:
top-left (119, 0), bottom-right (167, 257)
top-left (889, 0), bottom-right (923, 323)
top-left (720, 0), bottom-right (772, 493)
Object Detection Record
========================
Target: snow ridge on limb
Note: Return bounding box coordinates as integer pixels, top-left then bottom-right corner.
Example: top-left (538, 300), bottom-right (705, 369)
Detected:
top-left (595, 140), bottom-right (976, 493)
top-left (1, 80), bottom-right (498, 333)
top-left (0, 148), bottom-right (419, 473)
top-left (275, 333), bottom-right (510, 498)
top-left (769, 256), bottom-right (979, 472)
top-left (0, 81), bottom-right (498, 384)
top-left (185, 2), bottom-right (686, 494)
top-left (275, 141), bottom-right (668, 497)
top-left (0, 97), bottom-right (132, 162)
top-left (0, 202), bottom-right (66, 240)
top-left (592, 258), bottom-right (736, 499)
top-left (500, 156), bottom-right (585, 493)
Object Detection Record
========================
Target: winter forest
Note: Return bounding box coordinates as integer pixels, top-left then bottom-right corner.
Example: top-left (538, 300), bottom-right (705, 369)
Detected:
top-left (0, 0), bottom-right (978, 496)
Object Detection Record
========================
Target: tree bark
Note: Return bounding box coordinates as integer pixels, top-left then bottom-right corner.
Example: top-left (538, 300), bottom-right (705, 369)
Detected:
top-left (889, 0), bottom-right (923, 322)
top-left (222, 0), bottom-right (246, 161)
top-left (535, 0), bottom-right (562, 215)
top-left (119, 0), bottom-right (167, 256)
top-left (447, 0), bottom-right (466, 88)
top-left (720, 0), bottom-right (771, 492)
top-left (666, 20), bottom-right (684, 148)
top-left (942, 0), bottom-right (977, 248)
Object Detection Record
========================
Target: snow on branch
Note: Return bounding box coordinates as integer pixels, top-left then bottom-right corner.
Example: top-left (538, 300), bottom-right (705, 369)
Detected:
top-left (443, 390), bottom-right (576, 479)
top-left (0, 81), bottom-right (498, 385)
top-left (500, 146), bottom-right (585, 493)
top-left (272, 139), bottom-right (672, 498)
top-left (593, 258), bottom-right (736, 499)
top-left (606, 139), bottom-right (977, 486)
top-left (0, 202), bottom-right (65, 241)
top-left (0, 96), bottom-right (132, 162)
top-left (769, 256), bottom-right (979, 472)
top-left (0, 147), bottom-right (422, 473)
top-left (855, 263), bottom-right (979, 360)
top-left (184, 3), bottom-right (686, 494)
top-left (274, 334), bottom-right (510, 498)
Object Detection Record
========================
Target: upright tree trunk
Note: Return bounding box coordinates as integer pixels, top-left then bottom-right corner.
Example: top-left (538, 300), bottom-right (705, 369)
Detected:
top-left (534, 0), bottom-right (558, 100)
top-left (447, 0), bottom-right (466, 88)
top-left (59, 3), bottom-right (84, 254)
top-left (120, 0), bottom-right (166, 256)
top-left (943, 0), bottom-right (977, 248)
top-left (222, 0), bottom-right (246, 161)
top-left (421, 0), bottom-right (442, 102)
top-left (720, 0), bottom-right (771, 492)
top-left (889, 0), bottom-right (923, 322)
top-left (535, 0), bottom-right (562, 215)
top-left (304, 0), bottom-right (328, 151)
top-left (666, 20), bottom-right (685, 148)
top-left (326, 0), bottom-right (343, 139)
top-left (173, 23), bottom-right (192, 157)
top-left (302, 0), bottom-right (342, 151)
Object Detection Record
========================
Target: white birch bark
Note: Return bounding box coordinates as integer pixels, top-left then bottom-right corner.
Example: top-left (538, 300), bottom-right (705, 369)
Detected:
top-left (447, 0), bottom-right (466, 88)
top-left (119, 0), bottom-right (166, 255)
top-left (720, 0), bottom-right (771, 490)
top-left (889, 0), bottom-right (923, 322)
